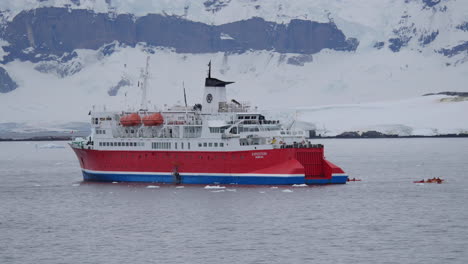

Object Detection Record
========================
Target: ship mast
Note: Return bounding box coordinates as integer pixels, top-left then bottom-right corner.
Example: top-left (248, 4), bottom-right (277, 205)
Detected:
top-left (140, 56), bottom-right (150, 111)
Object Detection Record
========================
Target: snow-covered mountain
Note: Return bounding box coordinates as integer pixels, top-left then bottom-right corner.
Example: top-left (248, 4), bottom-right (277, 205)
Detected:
top-left (0, 0), bottom-right (467, 137)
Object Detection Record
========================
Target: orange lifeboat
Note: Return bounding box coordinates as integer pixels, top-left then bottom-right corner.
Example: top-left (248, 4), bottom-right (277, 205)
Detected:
top-left (120, 113), bottom-right (142, 127)
top-left (142, 113), bottom-right (164, 126)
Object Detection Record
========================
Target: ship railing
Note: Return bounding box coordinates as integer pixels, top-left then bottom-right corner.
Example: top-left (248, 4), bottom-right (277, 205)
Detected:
top-left (221, 134), bottom-right (240, 139)
top-left (279, 142), bottom-right (324, 149)
top-left (165, 120), bottom-right (203, 126)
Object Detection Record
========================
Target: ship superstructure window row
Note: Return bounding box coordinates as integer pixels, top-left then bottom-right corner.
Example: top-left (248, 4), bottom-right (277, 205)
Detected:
top-left (152, 142), bottom-right (171, 149)
top-left (209, 126), bottom-right (228, 133)
top-left (99, 142), bottom-right (145, 147)
top-left (96, 129), bottom-right (106, 134)
top-left (198, 142), bottom-right (224, 147)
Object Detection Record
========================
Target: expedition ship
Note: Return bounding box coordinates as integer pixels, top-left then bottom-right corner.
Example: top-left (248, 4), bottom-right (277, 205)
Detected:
top-left (71, 60), bottom-right (348, 185)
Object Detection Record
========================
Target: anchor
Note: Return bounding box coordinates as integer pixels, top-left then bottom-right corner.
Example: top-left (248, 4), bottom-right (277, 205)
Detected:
top-left (172, 165), bottom-right (182, 184)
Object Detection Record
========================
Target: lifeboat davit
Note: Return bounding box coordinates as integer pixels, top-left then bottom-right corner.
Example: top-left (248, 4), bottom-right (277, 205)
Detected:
top-left (120, 113), bottom-right (142, 127)
top-left (142, 113), bottom-right (164, 126)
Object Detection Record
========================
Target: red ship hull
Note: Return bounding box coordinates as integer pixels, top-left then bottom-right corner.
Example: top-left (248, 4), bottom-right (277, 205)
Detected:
top-left (72, 146), bottom-right (348, 185)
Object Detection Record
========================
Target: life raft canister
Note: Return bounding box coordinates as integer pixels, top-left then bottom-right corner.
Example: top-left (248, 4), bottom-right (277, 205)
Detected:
top-left (120, 113), bottom-right (142, 127)
top-left (142, 113), bottom-right (164, 126)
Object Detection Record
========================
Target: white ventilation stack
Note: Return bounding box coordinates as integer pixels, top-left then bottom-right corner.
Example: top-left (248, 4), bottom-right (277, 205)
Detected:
top-left (202, 61), bottom-right (234, 114)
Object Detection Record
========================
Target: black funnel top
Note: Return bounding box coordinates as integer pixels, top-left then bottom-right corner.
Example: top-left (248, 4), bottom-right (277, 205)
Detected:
top-left (205, 60), bottom-right (234, 87)
top-left (205, 77), bottom-right (234, 87)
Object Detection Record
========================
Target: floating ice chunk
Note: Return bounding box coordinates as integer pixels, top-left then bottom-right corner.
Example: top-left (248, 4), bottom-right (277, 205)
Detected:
top-left (146, 185), bottom-right (159, 188)
top-left (270, 186), bottom-right (278, 189)
top-left (226, 188), bottom-right (236, 192)
top-left (72, 183), bottom-right (80, 187)
top-left (282, 189), bottom-right (293, 193)
top-left (259, 191), bottom-right (266, 194)
top-left (204, 185), bottom-right (226, 190)
top-left (34, 184), bottom-right (41, 187)
top-left (292, 184), bottom-right (308, 187)
top-left (175, 186), bottom-right (185, 189)
top-left (39, 143), bottom-right (65, 149)
top-left (112, 181), bottom-right (118, 184)
top-left (211, 190), bottom-right (225, 193)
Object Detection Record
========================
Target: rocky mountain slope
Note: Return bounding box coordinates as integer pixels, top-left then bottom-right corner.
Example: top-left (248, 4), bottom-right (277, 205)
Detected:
top-left (0, 0), bottom-right (467, 135)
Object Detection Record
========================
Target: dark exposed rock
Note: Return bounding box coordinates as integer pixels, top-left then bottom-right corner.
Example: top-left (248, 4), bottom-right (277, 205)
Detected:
top-left (336, 131), bottom-right (360, 138)
top-left (456, 22), bottom-right (468, 32)
top-left (204, 0), bottom-right (232, 13)
top-left (419, 30), bottom-right (438, 46)
top-left (374, 41), bottom-right (385, 49)
top-left (3, 8), bottom-right (137, 63)
top-left (60, 51), bottom-right (78, 63)
top-left (108, 78), bottom-right (131, 96)
top-left (388, 15), bottom-right (415, 52)
top-left (0, 67), bottom-right (18, 93)
top-left (422, 0), bottom-right (442, 8)
top-left (361, 130), bottom-right (386, 138)
top-left (343, 38), bottom-right (359, 51)
top-left (438, 41), bottom-right (468, 57)
top-left (2, 7), bottom-right (358, 63)
top-left (389, 36), bottom-right (413, 52)
top-left (100, 42), bottom-right (118, 56)
top-left (423, 91), bottom-right (468, 97)
top-left (34, 59), bottom-right (83, 78)
top-left (287, 55), bottom-right (313, 66)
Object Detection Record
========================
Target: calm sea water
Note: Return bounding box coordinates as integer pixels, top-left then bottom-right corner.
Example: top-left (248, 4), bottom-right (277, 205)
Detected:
top-left (0, 139), bottom-right (467, 264)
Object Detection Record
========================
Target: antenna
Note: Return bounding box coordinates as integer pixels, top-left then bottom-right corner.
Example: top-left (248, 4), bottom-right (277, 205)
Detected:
top-left (140, 56), bottom-right (150, 111)
top-left (208, 60), bottom-right (211, 78)
top-left (183, 82), bottom-right (188, 108)
top-left (183, 82), bottom-right (188, 121)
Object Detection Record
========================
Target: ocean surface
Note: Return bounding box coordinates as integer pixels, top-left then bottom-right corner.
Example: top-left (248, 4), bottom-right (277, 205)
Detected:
top-left (1, 139), bottom-right (467, 264)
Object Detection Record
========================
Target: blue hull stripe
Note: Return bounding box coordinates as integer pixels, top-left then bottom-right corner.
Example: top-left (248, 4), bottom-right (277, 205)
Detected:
top-left (82, 171), bottom-right (348, 185)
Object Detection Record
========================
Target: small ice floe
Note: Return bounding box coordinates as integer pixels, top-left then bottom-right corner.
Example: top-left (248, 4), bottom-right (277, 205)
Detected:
top-left (292, 184), bottom-right (308, 187)
top-left (55, 162), bottom-right (63, 165)
top-left (72, 183), bottom-right (80, 187)
top-left (146, 185), bottom-right (160, 189)
top-left (175, 186), bottom-right (185, 189)
top-left (211, 190), bottom-right (225, 193)
top-left (204, 185), bottom-right (226, 190)
top-left (112, 182), bottom-right (118, 184)
top-left (259, 191), bottom-right (266, 194)
top-left (39, 143), bottom-right (65, 149)
top-left (34, 184), bottom-right (41, 187)
top-left (226, 188), bottom-right (237, 192)
top-left (270, 186), bottom-right (279, 189)
top-left (282, 189), bottom-right (293, 193)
